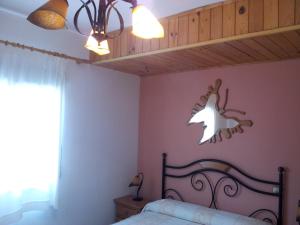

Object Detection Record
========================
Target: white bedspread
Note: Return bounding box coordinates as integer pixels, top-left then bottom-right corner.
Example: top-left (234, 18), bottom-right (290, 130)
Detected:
top-left (112, 199), bottom-right (270, 225)
top-left (114, 211), bottom-right (203, 225)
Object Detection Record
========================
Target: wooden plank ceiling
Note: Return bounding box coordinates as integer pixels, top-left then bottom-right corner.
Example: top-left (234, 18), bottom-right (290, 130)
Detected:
top-left (92, 0), bottom-right (300, 76)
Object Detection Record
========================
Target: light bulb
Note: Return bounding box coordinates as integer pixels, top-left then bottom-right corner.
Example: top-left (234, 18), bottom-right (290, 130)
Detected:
top-left (132, 5), bottom-right (164, 39)
top-left (85, 31), bottom-right (110, 56)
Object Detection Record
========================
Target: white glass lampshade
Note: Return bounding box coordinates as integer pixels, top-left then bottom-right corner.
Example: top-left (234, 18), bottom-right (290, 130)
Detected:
top-left (132, 5), bottom-right (164, 39)
top-left (85, 32), bottom-right (110, 56)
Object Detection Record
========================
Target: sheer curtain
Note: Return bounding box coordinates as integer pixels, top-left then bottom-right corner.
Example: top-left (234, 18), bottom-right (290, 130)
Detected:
top-left (0, 44), bottom-right (65, 225)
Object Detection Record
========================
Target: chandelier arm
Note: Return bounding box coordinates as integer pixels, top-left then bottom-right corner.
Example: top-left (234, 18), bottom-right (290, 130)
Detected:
top-left (74, 5), bottom-right (86, 34)
top-left (107, 0), bottom-right (137, 8)
top-left (74, 1), bottom-right (95, 34)
top-left (106, 0), bottom-right (118, 6)
top-left (105, 2), bottom-right (116, 35)
top-left (106, 3), bottom-right (124, 39)
top-left (102, 0), bottom-right (111, 36)
top-left (115, 5), bottom-right (125, 37)
top-left (121, 0), bottom-right (137, 7)
top-left (90, 0), bottom-right (97, 27)
top-left (82, 1), bottom-right (96, 30)
top-left (98, 0), bottom-right (106, 31)
top-left (105, 0), bottom-right (117, 26)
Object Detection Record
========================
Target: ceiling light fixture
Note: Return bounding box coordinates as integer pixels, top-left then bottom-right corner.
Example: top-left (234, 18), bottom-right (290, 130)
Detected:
top-left (28, 0), bottom-right (164, 56)
top-left (74, 0), bottom-right (164, 55)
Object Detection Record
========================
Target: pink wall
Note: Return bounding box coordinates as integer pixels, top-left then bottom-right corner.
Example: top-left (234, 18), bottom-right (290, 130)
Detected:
top-left (138, 59), bottom-right (300, 225)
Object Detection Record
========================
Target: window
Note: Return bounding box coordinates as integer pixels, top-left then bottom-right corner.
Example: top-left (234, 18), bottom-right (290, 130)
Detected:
top-left (0, 45), bottom-right (65, 224)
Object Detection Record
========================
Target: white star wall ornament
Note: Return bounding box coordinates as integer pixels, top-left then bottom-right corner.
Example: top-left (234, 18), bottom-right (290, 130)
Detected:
top-left (188, 79), bottom-right (253, 145)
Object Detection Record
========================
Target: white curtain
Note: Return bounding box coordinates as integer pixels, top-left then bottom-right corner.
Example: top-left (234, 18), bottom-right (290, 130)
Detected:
top-left (0, 44), bottom-right (65, 225)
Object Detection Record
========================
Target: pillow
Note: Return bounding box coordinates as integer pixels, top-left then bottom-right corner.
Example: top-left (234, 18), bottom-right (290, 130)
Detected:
top-left (143, 199), bottom-right (270, 225)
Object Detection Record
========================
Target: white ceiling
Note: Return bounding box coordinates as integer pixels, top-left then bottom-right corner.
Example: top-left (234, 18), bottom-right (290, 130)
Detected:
top-left (0, 0), bottom-right (224, 35)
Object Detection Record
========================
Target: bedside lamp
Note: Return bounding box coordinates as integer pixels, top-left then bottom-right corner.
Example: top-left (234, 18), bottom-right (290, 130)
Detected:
top-left (129, 173), bottom-right (144, 201)
top-left (297, 200), bottom-right (300, 225)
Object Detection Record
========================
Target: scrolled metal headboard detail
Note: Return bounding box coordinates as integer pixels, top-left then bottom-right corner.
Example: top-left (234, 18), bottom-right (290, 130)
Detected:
top-left (161, 153), bottom-right (285, 225)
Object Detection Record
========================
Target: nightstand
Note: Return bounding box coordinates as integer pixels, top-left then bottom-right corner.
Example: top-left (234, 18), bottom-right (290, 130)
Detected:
top-left (114, 195), bottom-right (150, 222)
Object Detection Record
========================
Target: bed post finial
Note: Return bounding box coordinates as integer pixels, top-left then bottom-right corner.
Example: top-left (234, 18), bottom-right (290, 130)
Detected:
top-left (162, 153), bottom-right (167, 199)
top-left (278, 167), bottom-right (284, 225)
top-left (163, 153), bottom-right (167, 160)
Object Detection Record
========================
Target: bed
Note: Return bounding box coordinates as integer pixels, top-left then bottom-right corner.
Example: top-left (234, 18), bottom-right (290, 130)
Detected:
top-left (113, 153), bottom-right (285, 225)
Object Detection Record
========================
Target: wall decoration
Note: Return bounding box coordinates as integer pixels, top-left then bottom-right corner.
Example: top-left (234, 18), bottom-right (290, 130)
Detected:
top-left (188, 79), bottom-right (253, 144)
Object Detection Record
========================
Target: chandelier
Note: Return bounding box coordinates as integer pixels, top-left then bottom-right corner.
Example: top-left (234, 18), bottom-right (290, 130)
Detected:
top-left (27, 0), bottom-right (164, 56)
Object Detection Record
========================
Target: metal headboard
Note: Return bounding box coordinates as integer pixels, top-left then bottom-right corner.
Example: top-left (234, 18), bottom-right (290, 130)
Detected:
top-left (161, 153), bottom-right (284, 225)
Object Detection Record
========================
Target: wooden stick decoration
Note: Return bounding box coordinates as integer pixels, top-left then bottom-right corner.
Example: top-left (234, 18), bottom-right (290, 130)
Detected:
top-left (0, 39), bottom-right (91, 64)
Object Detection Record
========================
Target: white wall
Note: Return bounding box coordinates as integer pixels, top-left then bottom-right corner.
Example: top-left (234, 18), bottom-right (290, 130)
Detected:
top-left (0, 9), bottom-right (140, 225)
top-left (12, 63), bottom-right (140, 225)
top-left (0, 9), bottom-right (89, 59)
top-left (57, 63), bottom-right (140, 225)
